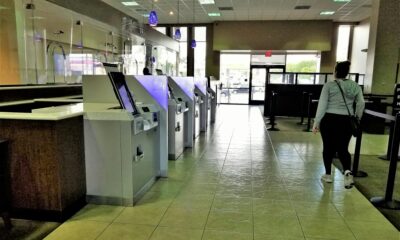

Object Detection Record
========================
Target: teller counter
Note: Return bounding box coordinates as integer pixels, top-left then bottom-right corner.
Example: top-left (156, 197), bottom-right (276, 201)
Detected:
top-left (0, 101), bottom-right (86, 221)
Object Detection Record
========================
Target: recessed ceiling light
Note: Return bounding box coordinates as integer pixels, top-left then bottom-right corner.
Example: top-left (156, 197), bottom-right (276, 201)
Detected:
top-left (320, 11), bottom-right (335, 15)
top-left (208, 12), bottom-right (221, 17)
top-left (199, 0), bottom-right (215, 4)
top-left (169, 11), bottom-right (174, 15)
top-left (294, 5), bottom-right (311, 10)
top-left (334, 0), bottom-right (351, 2)
top-left (122, 1), bottom-right (139, 6)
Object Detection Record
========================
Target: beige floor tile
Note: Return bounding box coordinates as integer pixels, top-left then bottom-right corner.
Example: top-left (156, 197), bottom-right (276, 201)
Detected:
top-left (346, 220), bottom-right (399, 240)
top-left (206, 210), bottom-right (253, 233)
top-left (159, 207), bottom-right (209, 229)
top-left (212, 196), bottom-right (252, 213)
top-left (70, 204), bottom-right (124, 222)
top-left (96, 222), bottom-right (155, 240)
top-left (299, 216), bottom-right (356, 240)
top-left (253, 214), bottom-right (303, 238)
top-left (254, 234), bottom-right (305, 240)
top-left (202, 230), bottom-right (253, 240)
top-left (149, 226), bottom-right (203, 240)
top-left (170, 194), bottom-right (214, 210)
top-left (293, 201), bottom-right (342, 219)
top-left (253, 198), bottom-right (296, 216)
top-left (44, 220), bottom-right (108, 240)
top-left (114, 205), bottom-right (167, 225)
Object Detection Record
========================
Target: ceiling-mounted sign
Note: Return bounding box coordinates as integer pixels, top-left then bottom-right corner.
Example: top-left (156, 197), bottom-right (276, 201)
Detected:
top-left (265, 50), bottom-right (272, 57)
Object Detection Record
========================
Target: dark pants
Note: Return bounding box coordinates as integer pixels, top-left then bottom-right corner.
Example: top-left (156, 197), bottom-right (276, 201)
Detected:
top-left (320, 113), bottom-right (352, 174)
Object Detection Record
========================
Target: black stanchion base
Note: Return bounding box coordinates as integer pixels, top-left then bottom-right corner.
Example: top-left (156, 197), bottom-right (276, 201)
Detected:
top-left (296, 122), bottom-right (305, 125)
top-left (378, 155), bottom-right (389, 160)
top-left (267, 127), bottom-right (280, 131)
top-left (370, 197), bottom-right (400, 210)
top-left (378, 155), bottom-right (400, 161)
top-left (353, 171), bottom-right (368, 178)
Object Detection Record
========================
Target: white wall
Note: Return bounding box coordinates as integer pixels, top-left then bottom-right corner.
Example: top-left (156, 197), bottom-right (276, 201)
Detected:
top-left (350, 19), bottom-right (370, 74)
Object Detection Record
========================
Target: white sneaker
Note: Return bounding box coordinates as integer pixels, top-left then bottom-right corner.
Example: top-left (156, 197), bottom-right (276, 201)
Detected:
top-left (344, 170), bottom-right (354, 189)
top-left (321, 174), bottom-right (333, 183)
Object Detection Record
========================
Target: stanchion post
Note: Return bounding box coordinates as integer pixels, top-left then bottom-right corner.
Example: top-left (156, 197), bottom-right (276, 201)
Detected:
top-left (303, 93), bottom-right (313, 132)
top-left (352, 130), bottom-right (368, 177)
top-left (378, 121), bottom-right (394, 160)
top-left (267, 92), bottom-right (279, 131)
top-left (297, 91), bottom-right (307, 125)
top-left (370, 113), bottom-right (400, 209)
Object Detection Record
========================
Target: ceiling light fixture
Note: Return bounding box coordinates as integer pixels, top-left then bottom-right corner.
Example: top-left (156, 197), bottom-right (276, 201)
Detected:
top-left (174, 0), bottom-right (181, 40)
top-left (320, 11), bottom-right (335, 15)
top-left (191, 0), bottom-right (196, 48)
top-left (199, 0), bottom-right (215, 4)
top-left (333, 0), bottom-right (351, 2)
top-left (148, 0), bottom-right (158, 26)
top-left (122, 1), bottom-right (139, 6)
top-left (208, 12), bottom-right (220, 17)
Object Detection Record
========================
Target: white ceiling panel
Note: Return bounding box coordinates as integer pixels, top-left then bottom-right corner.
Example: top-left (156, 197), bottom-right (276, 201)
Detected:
top-left (102, 0), bottom-right (372, 24)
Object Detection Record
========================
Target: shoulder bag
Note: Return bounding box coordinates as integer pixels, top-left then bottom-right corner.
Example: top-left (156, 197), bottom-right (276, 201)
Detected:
top-left (335, 80), bottom-right (361, 137)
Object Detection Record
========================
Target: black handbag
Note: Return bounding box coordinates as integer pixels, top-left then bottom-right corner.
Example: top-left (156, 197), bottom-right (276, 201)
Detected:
top-left (335, 80), bottom-right (361, 137)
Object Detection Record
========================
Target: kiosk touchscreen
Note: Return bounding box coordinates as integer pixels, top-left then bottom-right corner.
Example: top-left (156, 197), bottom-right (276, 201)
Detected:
top-left (107, 71), bottom-right (138, 115)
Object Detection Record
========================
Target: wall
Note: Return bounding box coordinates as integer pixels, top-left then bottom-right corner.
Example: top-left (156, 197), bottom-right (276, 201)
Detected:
top-left (0, 0), bottom-right (21, 84)
top-left (213, 21), bottom-right (333, 51)
top-left (351, 19), bottom-right (370, 74)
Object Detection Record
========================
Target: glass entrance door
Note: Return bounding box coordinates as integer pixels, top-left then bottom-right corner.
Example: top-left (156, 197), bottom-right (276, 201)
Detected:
top-left (249, 65), bottom-right (285, 105)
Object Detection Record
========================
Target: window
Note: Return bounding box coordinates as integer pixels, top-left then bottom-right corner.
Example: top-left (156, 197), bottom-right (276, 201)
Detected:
top-left (173, 27), bottom-right (187, 76)
top-left (153, 27), bottom-right (166, 35)
top-left (194, 27), bottom-right (206, 77)
top-left (336, 25), bottom-right (351, 61)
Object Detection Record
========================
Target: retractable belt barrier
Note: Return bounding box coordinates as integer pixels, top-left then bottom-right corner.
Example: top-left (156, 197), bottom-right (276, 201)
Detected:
top-left (297, 91), bottom-right (308, 125)
top-left (304, 95), bottom-right (316, 132)
top-left (359, 109), bottom-right (400, 210)
top-left (267, 91), bottom-right (279, 131)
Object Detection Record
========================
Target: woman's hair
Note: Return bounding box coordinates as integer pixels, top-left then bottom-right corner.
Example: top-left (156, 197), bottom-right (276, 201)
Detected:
top-left (335, 61), bottom-right (351, 78)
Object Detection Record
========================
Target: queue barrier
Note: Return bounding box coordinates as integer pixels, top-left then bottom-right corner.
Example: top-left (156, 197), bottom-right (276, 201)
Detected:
top-left (267, 91), bottom-right (279, 131)
top-left (358, 109), bottom-right (400, 209)
top-left (297, 91), bottom-right (308, 125)
top-left (0, 139), bottom-right (11, 229)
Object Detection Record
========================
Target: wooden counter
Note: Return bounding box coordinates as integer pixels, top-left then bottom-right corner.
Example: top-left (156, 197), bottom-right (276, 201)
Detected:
top-left (0, 104), bottom-right (86, 221)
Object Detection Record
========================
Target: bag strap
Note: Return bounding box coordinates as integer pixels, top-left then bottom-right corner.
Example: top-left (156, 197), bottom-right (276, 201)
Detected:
top-left (334, 80), bottom-right (352, 116)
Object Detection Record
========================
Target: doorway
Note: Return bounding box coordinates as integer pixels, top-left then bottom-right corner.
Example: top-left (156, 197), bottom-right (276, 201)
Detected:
top-left (249, 65), bottom-right (285, 105)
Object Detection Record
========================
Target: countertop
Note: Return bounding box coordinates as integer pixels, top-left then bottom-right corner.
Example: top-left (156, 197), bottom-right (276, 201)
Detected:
top-left (0, 103), bottom-right (84, 121)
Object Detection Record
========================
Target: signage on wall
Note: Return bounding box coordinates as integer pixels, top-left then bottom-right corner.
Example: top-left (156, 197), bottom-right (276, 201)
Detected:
top-left (265, 50), bottom-right (272, 57)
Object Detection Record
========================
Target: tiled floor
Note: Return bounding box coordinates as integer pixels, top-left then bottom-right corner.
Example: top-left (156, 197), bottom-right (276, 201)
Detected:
top-left (44, 105), bottom-right (400, 240)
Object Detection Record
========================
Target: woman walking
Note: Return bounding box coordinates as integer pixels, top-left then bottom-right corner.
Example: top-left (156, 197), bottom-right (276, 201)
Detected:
top-left (312, 61), bottom-right (365, 189)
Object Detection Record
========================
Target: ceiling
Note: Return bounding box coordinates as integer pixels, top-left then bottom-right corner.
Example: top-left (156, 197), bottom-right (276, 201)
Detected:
top-left (102, 0), bottom-right (372, 24)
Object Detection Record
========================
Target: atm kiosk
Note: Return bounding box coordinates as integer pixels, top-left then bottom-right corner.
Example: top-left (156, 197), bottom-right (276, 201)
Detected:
top-left (168, 77), bottom-right (195, 147)
top-left (125, 75), bottom-right (168, 176)
top-left (207, 78), bottom-right (217, 124)
top-left (194, 77), bottom-right (208, 132)
top-left (167, 85), bottom-right (188, 160)
top-left (83, 68), bottom-right (162, 206)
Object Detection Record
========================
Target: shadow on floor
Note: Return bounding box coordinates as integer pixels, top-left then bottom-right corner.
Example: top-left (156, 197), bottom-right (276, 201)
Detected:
top-left (0, 219), bottom-right (59, 240)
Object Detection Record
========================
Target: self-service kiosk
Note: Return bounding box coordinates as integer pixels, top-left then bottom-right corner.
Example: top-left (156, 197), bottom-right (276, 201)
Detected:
top-left (167, 85), bottom-right (188, 160)
top-left (83, 70), bottom-right (164, 205)
top-left (168, 77), bottom-right (195, 146)
top-left (207, 87), bottom-right (217, 124)
top-left (194, 77), bottom-right (208, 132)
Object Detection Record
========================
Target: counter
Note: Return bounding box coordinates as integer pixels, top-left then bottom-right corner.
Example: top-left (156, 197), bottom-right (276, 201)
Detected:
top-left (0, 101), bottom-right (86, 221)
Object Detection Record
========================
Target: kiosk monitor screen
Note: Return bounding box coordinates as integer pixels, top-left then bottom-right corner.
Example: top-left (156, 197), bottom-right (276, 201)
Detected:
top-left (107, 71), bottom-right (139, 115)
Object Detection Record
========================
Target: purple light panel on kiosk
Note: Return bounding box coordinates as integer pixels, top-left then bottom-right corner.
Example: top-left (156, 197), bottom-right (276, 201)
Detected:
top-left (171, 77), bottom-right (194, 100)
top-left (135, 75), bottom-right (168, 111)
top-left (194, 77), bottom-right (207, 95)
